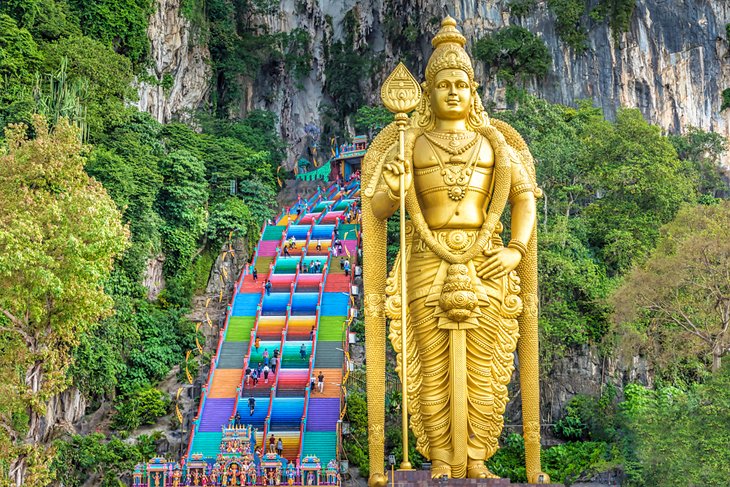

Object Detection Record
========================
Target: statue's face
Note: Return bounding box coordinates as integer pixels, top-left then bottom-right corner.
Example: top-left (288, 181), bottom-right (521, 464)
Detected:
top-left (430, 69), bottom-right (472, 121)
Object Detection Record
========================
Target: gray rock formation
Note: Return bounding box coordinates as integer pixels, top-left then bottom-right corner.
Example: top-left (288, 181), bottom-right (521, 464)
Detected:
top-left (137, 0), bottom-right (211, 122)
top-left (243, 0), bottom-right (730, 166)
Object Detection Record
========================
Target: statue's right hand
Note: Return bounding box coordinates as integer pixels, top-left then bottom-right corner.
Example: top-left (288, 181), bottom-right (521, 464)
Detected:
top-left (382, 155), bottom-right (412, 196)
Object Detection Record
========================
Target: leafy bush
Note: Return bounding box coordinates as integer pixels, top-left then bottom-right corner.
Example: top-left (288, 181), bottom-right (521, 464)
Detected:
top-left (343, 392), bottom-right (369, 477)
top-left (547, 0), bottom-right (588, 51)
top-left (508, 0), bottom-right (537, 17)
top-left (67, 0), bottom-right (154, 65)
top-left (474, 26), bottom-right (551, 86)
top-left (52, 432), bottom-right (159, 486)
top-left (113, 387), bottom-right (171, 431)
top-left (722, 88), bottom-right (730, 111)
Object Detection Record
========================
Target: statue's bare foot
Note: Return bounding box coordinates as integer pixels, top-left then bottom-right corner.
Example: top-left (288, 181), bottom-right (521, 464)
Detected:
top-left (430, 461), bottom-right (451, 479)
top-left (467, 461), bottom-right (499, 479)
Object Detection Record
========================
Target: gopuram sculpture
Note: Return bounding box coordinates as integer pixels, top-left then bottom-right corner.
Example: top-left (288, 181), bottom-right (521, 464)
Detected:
top-left (361, 17), bottom-right (548, 484)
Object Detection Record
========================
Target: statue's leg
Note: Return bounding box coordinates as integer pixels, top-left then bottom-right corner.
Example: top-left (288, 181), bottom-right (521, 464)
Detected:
top-left (464, 311), bottom-right (519, 478)
top-left (409, 297), bottom-right (451, 475)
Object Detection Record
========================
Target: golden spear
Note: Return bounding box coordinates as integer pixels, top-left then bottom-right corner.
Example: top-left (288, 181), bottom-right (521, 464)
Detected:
top-left (380, 62), bottom-right (422, 471)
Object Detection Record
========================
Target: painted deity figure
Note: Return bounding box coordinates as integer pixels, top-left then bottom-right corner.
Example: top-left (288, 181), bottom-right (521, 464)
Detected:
top-left (362, 17), bottom-right (548, 483)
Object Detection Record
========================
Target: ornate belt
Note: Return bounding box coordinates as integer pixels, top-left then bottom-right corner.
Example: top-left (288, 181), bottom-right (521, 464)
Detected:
top-left (412, 229), bottom-right (480, 254)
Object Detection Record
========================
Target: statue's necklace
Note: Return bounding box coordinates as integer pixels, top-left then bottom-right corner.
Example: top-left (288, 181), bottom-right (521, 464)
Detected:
top-left (423, 131), bottom-right (479, 155)
top-left (424, 135), bottom-right (482, 201)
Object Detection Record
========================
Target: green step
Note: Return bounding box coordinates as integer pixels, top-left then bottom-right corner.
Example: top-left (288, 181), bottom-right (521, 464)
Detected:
top-left (262, 226), bottom-right (285, 241)
top-left (226, 317), bottom-right (255, 341)
top-left (301, 431), bottom-right (337, 464)
top-left (255, 257), bottom-right (274, 273)
top-left (190, 432), bottom-right (223, 460)
top-left (317, 316), bottom-right (345, 341)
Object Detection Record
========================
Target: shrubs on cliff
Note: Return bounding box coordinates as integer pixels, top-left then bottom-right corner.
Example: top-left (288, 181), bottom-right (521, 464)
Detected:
top-left (475, 25), bottom-right (551, 86)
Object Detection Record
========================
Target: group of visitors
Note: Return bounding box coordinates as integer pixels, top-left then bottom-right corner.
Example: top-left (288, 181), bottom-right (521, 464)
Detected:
top-left (340, 257), bottom-right (351, 276)
top-left (268, 434), bottom-right (285, 456)
top-left (332, 238), bottom-right (343, 257)
top-left (309, 371), bottom-right (325, 393)
top-left (303, 259), bottom-right (323, 273)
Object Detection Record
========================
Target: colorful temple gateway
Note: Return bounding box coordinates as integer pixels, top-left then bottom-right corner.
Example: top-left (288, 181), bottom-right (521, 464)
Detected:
top-left (133, 171), bottom-right (361, 486)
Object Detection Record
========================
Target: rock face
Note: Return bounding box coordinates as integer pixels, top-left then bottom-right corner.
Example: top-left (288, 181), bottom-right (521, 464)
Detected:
top-left (142, 253), bottom-right (166, 301)
top-left (246, 0), bottom-right (730, 165)
top-left (505, 345), bottom-right (651, 436)
top-left (137, 0), bottom-right (211, 122)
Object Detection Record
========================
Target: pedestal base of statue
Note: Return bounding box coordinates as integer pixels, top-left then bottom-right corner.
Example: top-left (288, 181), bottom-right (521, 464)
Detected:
top-left (392, 470), bottom-right (562, 486)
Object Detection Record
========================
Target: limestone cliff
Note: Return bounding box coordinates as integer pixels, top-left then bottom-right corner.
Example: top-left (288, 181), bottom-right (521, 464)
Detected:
top-left (242, 0), bottom-right (730, 165)
top-left (136, 0), bottom-right (211, 122)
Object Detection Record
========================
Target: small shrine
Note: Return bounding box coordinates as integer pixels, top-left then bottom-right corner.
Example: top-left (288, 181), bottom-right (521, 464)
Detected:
top-left (300, 455), bottom-right (322, 486)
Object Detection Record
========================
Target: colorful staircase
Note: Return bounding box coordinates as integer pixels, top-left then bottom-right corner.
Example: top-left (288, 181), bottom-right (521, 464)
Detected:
top-left (186, 178), bottom-right (361, 468)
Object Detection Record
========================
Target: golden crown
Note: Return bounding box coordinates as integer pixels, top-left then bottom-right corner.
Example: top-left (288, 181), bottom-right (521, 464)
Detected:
top-left (425, 16), bottom-right (475, 85)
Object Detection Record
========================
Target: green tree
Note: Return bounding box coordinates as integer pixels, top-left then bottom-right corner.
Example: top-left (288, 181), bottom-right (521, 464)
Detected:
top-left (354, 105), bottom-right (393, 139)
top-left (67, 0), bottom-right (154, 65)
top-left (324, 41), bottom-right (368, 120)
top-left (547, 0), bottom-right (588, 50)
top-left (51, 432), bottom-right (159, 486)
top-left (620, 368), bottom-right (730, 485)
top-left (0, 14), bottom-right (43, 128)
top-left (0, 0), bottom-right (81, 42)
top-left (670, 127), bottom-right (729, 199)
top-left (613, 202), bottom-right (730, 374)
top-left (0, 117), bottom-right (128, 484)
top-left (42, 35), bottom-right (136, 138)
top-left (474, 25), bottom-right (551, 86)
top-left (207, 197), bottom-right (254, 250)
top-left (582, 108), bottom-right (697, 274)
top-left (112, 387), bottom-right (170, 431)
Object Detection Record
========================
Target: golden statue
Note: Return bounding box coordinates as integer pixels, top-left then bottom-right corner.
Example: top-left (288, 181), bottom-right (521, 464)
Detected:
top-left (361, 16), bottom-right (548, 484)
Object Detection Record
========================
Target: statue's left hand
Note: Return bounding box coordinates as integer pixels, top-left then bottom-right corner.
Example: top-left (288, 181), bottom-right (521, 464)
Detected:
top-left (476, 247), bottom-right (522, 280)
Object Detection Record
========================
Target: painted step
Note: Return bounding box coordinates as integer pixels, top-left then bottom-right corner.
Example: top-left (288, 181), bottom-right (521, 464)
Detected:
top-left (301, 431), bottom-right (337, 464)
top-left (199, 398), bottom-right (235, 432)
top-left (189, 432), bottom-right (223, 460)
top-left (232, 294), bottom-right (261, 316)
top-left (308, 368), bottom-right (342, 398)
top-left (306, 398), bottom-right (340, 432)
top-left (237, 397), bottom-right (269, 429)
top-left (265, 430), bottom-right (301, 462)
top-left (317, 316), bottom-right (345, 341)
top-left (208, 369), bottom-right (241, 398)
top-left (320, 293), bottom-right (350, 315)
top-left (313, 342), bottom-right (344, 369)
top-left (218, 341), bottom-right (247, 369)
top-left (226, 317), bottom-right (255, 342)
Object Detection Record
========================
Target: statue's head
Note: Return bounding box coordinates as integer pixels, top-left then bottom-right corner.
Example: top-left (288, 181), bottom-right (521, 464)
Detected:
top-left (419, 16), bottom-right (487, 129)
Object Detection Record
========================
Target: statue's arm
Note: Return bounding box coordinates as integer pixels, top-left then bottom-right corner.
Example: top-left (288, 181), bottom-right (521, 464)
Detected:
top-left (509, 192), bottom-right (536, 246)
top-left (508, 158), bottom-right (537, 248)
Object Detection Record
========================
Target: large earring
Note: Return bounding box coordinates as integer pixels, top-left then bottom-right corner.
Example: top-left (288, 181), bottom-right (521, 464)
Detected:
top-left (417, 82), bottom-right (433, 129)
top-left (469, 88), bottom-right (486, 128)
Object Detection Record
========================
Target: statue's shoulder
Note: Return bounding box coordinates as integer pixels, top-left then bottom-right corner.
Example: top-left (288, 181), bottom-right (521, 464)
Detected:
top-left (489, 117), bottom-right (542, 197)
top-left (489, 117), bottom-right (529, 153)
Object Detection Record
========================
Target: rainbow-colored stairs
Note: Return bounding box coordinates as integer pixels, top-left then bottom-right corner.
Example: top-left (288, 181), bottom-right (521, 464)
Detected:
top-left (187, 179), bottom-right (360, 467)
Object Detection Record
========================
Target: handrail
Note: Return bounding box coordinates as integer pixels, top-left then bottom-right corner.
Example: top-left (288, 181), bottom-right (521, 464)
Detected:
top-left (262, 387), bottom-right (275, 451)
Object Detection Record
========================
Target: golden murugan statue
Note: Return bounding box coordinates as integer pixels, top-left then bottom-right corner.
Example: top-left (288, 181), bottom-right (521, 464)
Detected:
top-left (361, 17), bottom-right (548, 484)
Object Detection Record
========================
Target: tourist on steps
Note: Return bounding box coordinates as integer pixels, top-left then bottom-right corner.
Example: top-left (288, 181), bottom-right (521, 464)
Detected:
top-left (317, 371), bottom-right (325, 393)
top-left (264, 280), bottom-right (272, 296)
top-left (300, 343), bottom-right (307, 360)
top-left (249, 396), bottom-right (256, 416)
top-left (252, 268), bottom-right (258, 281)
top-left (277, 438), bottom-right (284, 457)
top-left (263, 364), bottom-right (270, 384)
